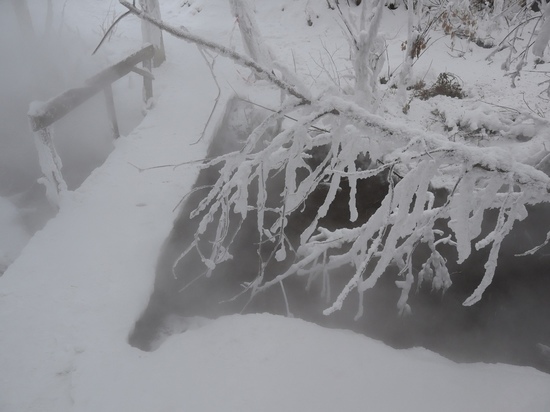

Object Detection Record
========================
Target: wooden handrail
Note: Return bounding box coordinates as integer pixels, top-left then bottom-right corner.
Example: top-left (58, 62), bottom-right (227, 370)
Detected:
top-left (29, 44), bottom-right (155, 132)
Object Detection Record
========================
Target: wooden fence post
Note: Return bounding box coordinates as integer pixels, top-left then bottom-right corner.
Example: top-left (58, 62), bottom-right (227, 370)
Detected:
top-left (143, 58), bottom-right (153, 105)
top-left (103, 85), bottom-right (120, 138)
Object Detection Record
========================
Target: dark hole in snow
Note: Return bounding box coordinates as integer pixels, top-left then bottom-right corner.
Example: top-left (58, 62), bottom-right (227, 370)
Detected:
top-left (129, 96), bottom-right (550, 375)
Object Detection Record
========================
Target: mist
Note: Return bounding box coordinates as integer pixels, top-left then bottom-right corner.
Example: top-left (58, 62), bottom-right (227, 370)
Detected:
top-left (0, 1), bottom-right (144, 272)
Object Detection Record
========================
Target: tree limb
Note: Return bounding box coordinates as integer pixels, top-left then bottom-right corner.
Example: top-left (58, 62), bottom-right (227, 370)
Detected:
top-left (119, 0), bottom-right (310, 104)
top-left (92, 11), bottom-right (131, 55)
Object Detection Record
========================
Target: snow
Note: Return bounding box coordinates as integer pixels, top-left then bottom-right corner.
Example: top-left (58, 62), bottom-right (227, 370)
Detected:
top-left (1, 0), bottom-right (550, 411)
top-left (0, 197), bottom-right (29, 274)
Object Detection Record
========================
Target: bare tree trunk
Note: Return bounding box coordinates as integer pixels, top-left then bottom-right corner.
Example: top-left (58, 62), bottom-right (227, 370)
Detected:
top-left (139, 0), bottom-right (166, 67)
top-left (229, 0), bottom-right (272, 68)
top-left (11, 0), bottom-right (36, 47)
top-left (44, 0), bottom-right (53, 40)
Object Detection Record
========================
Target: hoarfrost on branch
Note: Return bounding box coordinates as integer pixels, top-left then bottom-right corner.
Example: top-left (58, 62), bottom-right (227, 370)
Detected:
top-left (120, 0), bottom-right (550, 316)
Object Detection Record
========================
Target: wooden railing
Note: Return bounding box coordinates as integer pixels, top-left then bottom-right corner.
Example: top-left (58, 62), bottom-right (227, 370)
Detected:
top-left (28, 45), bottom-right (155, 208)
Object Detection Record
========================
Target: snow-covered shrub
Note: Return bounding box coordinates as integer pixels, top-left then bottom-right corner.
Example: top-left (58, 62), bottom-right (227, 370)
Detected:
top-left (415, 72), bottom-right (466, 100)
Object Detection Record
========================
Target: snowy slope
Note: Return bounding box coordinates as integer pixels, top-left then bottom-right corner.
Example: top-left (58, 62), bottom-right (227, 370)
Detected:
top-left (1, 1), bottom-right (550, 411)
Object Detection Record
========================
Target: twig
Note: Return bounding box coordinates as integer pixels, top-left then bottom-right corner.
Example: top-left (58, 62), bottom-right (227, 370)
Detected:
top-left (192, 48), bottom-right (221, 145)
top-left (489, 15), bottom-right (540, 56)
top-left (478, 100), bottom-right (521, 114)
top-left (92, 10), bottom-right (131, 55)
top-left (127, 156), bottom-right (213, 172)
top-left (521, 92), bottom-right (544, 118)
top-left (235, 96), bottom-right (331, 133)
top-left (335, 1), bottom-right (358, 50)
top-left (279, 280), bottom-right (293, 317)
top-left (172, 184), bottom-right (213, 213)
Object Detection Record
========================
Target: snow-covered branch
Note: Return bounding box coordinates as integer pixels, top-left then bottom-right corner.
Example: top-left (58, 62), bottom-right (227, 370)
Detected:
top-left (187, 92), bottom-right (550, 315)
top-left (119, 1), bottom-right (310, 104)
top-left (121, 0), bottom-right (550, 317)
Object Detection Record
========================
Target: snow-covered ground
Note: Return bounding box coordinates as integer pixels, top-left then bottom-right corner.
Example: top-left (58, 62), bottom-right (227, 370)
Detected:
top-left (1, 1), bottom-right (550, 410)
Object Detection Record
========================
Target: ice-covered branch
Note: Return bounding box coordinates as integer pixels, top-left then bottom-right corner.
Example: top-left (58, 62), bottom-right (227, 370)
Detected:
top-left (324, 95), bottom-right (550, 192)
top-left (187, 90), bottom-right (550, 315)
top-left (120, 0), bottom-right (550, 317)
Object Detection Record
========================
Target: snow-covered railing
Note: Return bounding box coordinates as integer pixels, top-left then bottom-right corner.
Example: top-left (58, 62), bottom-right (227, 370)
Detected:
top-left (27, 44), bottom-right (155, 208)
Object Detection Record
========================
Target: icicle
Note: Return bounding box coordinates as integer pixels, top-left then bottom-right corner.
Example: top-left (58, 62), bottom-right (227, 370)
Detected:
top-left (464, 193), bottom-right (527, 306)
top-left (448, 172), bottom-right (476, 263)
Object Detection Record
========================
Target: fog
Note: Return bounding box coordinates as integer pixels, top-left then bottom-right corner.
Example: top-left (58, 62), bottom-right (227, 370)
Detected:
top-left (0, 1), bottom-right (143, 272)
